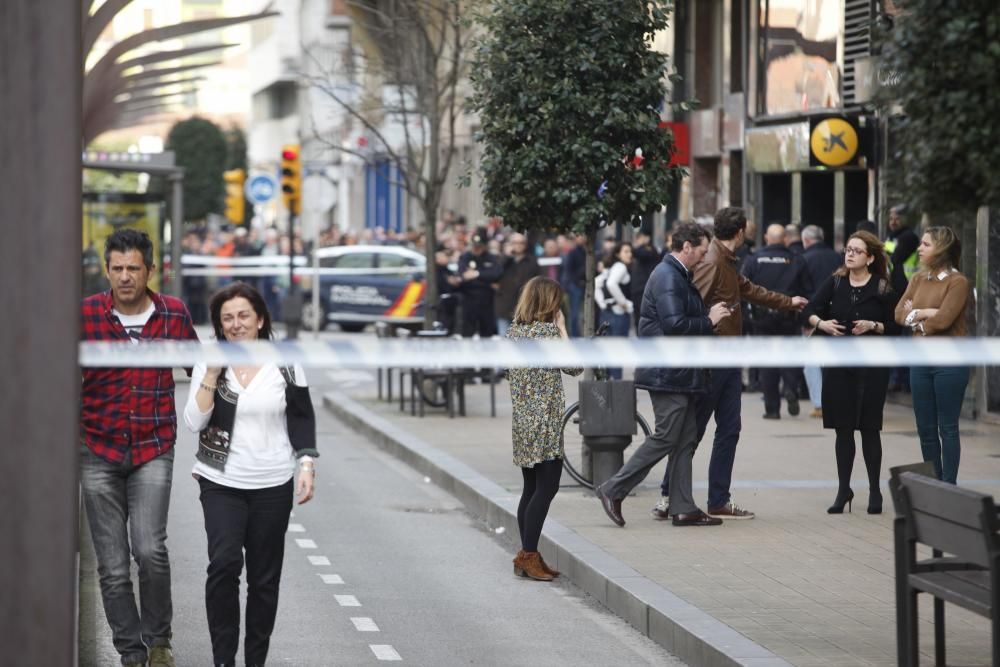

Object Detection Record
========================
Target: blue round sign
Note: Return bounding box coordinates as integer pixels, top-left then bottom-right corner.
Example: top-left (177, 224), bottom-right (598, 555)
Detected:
top-left (244, 173), bottom-right (278, 205)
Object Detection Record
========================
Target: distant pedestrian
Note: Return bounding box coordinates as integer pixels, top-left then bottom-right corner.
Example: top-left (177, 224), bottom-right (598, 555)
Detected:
top-left (457, 228), bottom-right (504, 337)
top-left (742, 223), bottom-right (810, 419)
top-left (885, 205), bottom-right (921, 392)
top-left (506, 277), bottom-right (582, 581)
top-left (595, 222), bottom-right (731, 528)
top-left (630, 231), bottom-right (662, 332)
top-left (799, 224), bottom-right (843, 418)
top-left (561, 234), bottom-right (587, 336)
top-left (595, 241), bottom-right (633, 379)
top-left (784, 223), bottom-right (804, 255)
top-left (895, 227), bottom-right (972, 484)
top-left (80, 229), bottom-right (199, 667)
top-left (494, 232), bottom-right (541, 337)
top-left (184, 282), bottom-right (318, 666)
top-left (803, 231), bottom-right (899, 514)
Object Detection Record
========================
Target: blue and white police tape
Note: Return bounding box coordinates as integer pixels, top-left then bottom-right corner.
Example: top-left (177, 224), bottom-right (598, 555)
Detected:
top-left (78, 336), bottom-right (1000, 369)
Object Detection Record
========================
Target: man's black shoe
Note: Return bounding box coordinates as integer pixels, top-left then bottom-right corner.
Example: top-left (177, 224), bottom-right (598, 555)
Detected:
top-left (595, 485), bottom-right (625, 527)
top-left (762, 412), bottom-right (780, 420)
top-left (672, 510), bottom-right (723, 526)
top-left (785, 390), bottom-right (800, 416)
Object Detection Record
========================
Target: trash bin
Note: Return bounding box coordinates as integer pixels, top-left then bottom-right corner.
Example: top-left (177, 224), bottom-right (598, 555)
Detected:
top-left (577, 379), bottom-right (637, 490)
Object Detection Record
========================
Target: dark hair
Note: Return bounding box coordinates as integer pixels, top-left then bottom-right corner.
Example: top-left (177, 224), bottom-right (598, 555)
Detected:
top-left (603, 241), bottom-right (632, 267)
top-left (209, 282), bottom-right (273, 341)
top-left (712, 207), bottom-right (747, 241)
top-left (855, 220), bottom-right (877, 234)
top-left (670, 222), bottom-right (710, 252)
top-left (834, 230), bottom-right (889, 281)
top-left (105, 228), bottom-right (154, 269)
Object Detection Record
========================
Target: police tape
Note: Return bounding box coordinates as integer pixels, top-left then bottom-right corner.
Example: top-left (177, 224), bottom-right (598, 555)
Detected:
top-left (78, 336), bottom-right (1000, 369)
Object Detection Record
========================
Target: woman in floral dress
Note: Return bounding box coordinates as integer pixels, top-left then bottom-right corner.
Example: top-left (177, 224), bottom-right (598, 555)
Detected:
top-left (506, 277), bottom-right (582, 581)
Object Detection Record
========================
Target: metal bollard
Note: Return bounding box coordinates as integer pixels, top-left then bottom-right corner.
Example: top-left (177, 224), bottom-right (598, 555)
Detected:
top-left (578, 379), bottom-right (637, 490)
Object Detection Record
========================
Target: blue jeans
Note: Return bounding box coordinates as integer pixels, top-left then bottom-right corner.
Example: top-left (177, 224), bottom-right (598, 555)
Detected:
top-left (600, 310), bottom-right (631, 380)
top-left (496, 317), bottom-right (510, 338)
top-left (661, 367), bottom-right (742, 509)
top-left (910, 366), bottom-right (969, 484)
top-left (565, 284), bottom-right (584, 337)
top-left (80, 446), bottom-right (174, 665)
top-left (803, 366), bottom-right (823, 408)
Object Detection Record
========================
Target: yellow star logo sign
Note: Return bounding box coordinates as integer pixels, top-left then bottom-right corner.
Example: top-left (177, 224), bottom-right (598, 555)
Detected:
top-left (810, 118), bottom-right (859, 167)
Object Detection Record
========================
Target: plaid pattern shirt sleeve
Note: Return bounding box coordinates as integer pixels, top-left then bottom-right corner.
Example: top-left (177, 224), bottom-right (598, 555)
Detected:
top-left (80, 290), bottom-right (200, 466)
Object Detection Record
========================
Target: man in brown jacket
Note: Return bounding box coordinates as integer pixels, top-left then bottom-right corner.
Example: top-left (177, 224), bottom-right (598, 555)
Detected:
top-left (654, 207), bottom-right (808, 520)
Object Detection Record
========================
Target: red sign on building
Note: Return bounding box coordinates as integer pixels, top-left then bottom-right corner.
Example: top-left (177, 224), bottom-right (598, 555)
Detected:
top-left (659, 121), bottom-right (690, 166)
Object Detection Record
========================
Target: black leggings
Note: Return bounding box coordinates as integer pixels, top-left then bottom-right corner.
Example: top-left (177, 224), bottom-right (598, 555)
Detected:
top-left (834, 428), bottom-right (882, 493)
top-left (517, 459), bottom-right (563, 552)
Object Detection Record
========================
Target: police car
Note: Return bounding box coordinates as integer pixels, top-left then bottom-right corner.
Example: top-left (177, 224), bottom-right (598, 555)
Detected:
top-left (301, 245), bottom-right (426, 332)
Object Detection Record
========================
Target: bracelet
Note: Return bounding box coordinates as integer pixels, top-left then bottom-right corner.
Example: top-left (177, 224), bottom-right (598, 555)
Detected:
top-left (199, 382), bottom-right (217, 392)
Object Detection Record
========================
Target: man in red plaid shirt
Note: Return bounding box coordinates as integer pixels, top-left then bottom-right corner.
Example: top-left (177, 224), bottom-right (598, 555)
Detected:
top-left (80, 229), bottom-right (198, 667)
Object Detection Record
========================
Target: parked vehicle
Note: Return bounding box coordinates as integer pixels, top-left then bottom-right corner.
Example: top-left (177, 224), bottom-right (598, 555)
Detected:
top-left (302, 245), bottom-right (426, 332)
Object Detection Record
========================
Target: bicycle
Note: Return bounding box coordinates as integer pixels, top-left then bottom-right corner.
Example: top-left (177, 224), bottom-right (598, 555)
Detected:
top-left (560, 321), bottom-right (651, 489)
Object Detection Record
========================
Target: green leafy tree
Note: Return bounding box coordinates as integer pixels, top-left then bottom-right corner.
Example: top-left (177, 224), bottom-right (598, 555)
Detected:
top-left (881, 1), bottom-right (1000, 215)
top-left (225, 125), bottom-right (249, 172)
top-left (469, 0), bottom-right (682, 334)
top-left (165, 116), bottom-right (228, 221)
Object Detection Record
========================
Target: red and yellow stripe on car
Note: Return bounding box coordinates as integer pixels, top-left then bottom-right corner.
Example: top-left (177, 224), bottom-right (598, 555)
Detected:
top-left (384, 280), bottom-right (425, 318)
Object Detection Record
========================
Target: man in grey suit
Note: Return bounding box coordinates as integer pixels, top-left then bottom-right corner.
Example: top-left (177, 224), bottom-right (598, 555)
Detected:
top-left (595, 222), bottom-right (731, 527)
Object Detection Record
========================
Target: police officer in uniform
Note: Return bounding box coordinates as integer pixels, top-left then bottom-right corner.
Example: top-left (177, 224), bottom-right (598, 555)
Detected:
top-left (741, 223), bottom-right (809, 418)
top-left (457, 228), bottom-right (504, 337)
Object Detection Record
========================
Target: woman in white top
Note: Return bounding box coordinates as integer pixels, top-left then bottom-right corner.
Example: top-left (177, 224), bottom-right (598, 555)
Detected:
top-left (595, 242), bottom-right (633, 379)
top-left (184, 282), bottom-right (317, 667)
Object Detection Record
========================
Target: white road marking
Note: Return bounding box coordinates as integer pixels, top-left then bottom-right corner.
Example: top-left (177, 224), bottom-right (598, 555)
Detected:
top-left (351, 617), bottom-right (379, 632)
top-left (295, 538), bottom-right (317, 549)
top-left (335, 594), bottom-right (361, 607)
top-left (308, 556), bottom-right (331, 566)
top-left (318, 573), bottom-right (344, 585)
top-left (287, 523), bottom-right (306, 532)
top-left (370, 645), bottom-right (401, 661)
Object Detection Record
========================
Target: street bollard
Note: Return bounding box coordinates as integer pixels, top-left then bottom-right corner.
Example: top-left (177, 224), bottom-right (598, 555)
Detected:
top-left (577, 379), bottom-right (637, 490)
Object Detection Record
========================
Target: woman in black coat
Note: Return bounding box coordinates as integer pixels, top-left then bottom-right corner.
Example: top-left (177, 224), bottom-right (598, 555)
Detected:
top-left (803, 231), bottom-right (899, 515)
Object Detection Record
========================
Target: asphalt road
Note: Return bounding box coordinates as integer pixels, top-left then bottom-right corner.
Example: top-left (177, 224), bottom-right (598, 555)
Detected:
top-left (79, 360), bottom-right (684, 666)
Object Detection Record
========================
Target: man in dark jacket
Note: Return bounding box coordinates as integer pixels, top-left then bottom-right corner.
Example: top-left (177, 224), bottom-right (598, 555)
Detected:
top-left (629, 230), bottom-right (663, 332)
top-left (457, 228), bottom-right (504, 337)
top-left (494, 233), bottom-right (540, 336)
top-left (800, 225), bottom-right (842, 297)
top-left (561, 235), bottom-right (587, 337)
top-left (742, 223), bottom-right (810, 418)
top-left (595, 223), bottom-right (731, 528)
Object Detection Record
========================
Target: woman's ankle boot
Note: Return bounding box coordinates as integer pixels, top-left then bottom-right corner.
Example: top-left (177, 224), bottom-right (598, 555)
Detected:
top-left (539, 553), bottom-right (560, 577)
top-left (514, 551), bottom-right (554, 581)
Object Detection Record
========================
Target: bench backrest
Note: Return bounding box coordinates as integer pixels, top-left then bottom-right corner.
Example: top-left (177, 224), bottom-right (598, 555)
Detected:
top-left (898, 472), bottom-right (1000, 568)
top-left (889, 461), bottom-right (936, 517)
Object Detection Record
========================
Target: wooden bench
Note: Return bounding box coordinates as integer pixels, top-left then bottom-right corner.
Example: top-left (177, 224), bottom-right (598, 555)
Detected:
top-left (893, 470), bottom-right (1000, 666)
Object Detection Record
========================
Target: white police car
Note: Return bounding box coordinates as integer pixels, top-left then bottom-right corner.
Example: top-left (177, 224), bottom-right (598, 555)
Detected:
top-left (301, 245), bottom-right (426, 332)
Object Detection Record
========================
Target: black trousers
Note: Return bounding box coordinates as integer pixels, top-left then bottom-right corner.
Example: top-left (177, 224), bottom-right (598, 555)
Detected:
top-left (198, 477), bottom-right (293, 666)
top-left (755, 317), bottom-right (800, 415)
top-left (461, 295), bottom-right (497, 337)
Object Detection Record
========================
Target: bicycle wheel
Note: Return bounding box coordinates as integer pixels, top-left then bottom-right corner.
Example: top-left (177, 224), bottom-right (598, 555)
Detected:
top-left (560, 403), bottom-right (653, 489)
top-left (416, 374), bottom-right (449, 407)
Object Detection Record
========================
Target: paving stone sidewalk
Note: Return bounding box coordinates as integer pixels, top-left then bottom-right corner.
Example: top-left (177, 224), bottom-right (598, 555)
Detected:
top-left (333, 373), bottom-right (1000, 667)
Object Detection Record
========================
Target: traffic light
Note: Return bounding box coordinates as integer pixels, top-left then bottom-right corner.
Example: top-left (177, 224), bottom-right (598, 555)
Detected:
top-left (223, 168), bottom-right (246, 224)
top-left (280, 144), bottom-right (301, 214)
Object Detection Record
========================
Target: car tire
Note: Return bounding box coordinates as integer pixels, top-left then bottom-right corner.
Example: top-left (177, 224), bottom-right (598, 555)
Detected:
top-left (300, 300), bottom-right (328, 331)
top-left (338, 322), bottom-right (367, 333)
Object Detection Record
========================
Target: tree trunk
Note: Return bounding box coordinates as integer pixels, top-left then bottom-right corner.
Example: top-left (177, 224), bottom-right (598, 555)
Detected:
top-left (422, 199), bottom-right (439, 329)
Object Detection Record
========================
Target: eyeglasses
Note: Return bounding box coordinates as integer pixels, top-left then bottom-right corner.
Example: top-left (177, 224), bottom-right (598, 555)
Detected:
top-left (844, 247), bottom-right (869, 257)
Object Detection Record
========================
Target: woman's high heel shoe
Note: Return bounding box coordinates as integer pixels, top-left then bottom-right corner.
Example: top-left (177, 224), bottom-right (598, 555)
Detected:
top-left (827, 489), bottom-right (854, 514)
top-left (867, 489), bottom-right (883, 515)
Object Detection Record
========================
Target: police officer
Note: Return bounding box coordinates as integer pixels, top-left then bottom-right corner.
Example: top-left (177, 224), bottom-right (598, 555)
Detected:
top-left (457, 228), bottom-right (503, 337)
top-left (884, 204), bottom-right (919, 295)
top-left (742, 223), bottom-right (809, 419)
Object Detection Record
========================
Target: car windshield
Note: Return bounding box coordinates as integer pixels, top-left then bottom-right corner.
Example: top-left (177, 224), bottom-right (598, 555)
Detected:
top-left (378, 253), bottom-right (420, 268)
top-left (320, 253), bottom-right (375, 269)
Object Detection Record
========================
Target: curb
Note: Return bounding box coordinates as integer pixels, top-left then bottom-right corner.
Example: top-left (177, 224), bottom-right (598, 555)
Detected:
top-left (324, 390), bottom-right (791, 667)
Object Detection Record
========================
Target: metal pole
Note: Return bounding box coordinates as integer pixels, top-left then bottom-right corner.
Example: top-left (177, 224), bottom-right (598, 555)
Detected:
top-left (169, 172), bottom-right (184, 297)
top-left (0, 1), bottom-right (80, 664)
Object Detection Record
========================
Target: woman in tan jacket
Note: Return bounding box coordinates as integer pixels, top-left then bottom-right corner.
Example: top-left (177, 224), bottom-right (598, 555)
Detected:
top-left (894, 226), bottom-right (971, 484)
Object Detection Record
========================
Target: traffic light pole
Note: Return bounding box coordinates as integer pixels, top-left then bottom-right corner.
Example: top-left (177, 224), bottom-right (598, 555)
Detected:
top-left (284, 202), bottom-right (303, 340)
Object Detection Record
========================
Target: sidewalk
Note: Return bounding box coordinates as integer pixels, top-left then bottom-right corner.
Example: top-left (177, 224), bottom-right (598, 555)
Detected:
top-left (325, 375), bottom-right (1000, 667)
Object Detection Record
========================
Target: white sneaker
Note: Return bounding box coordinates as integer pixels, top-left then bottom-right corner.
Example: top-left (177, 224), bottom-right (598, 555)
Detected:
top-left (650, 496), bottom-right (670, 520)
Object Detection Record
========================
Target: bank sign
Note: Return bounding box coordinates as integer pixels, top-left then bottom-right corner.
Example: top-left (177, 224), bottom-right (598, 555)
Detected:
top-left (809, 116), bottom-right (871, 168)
